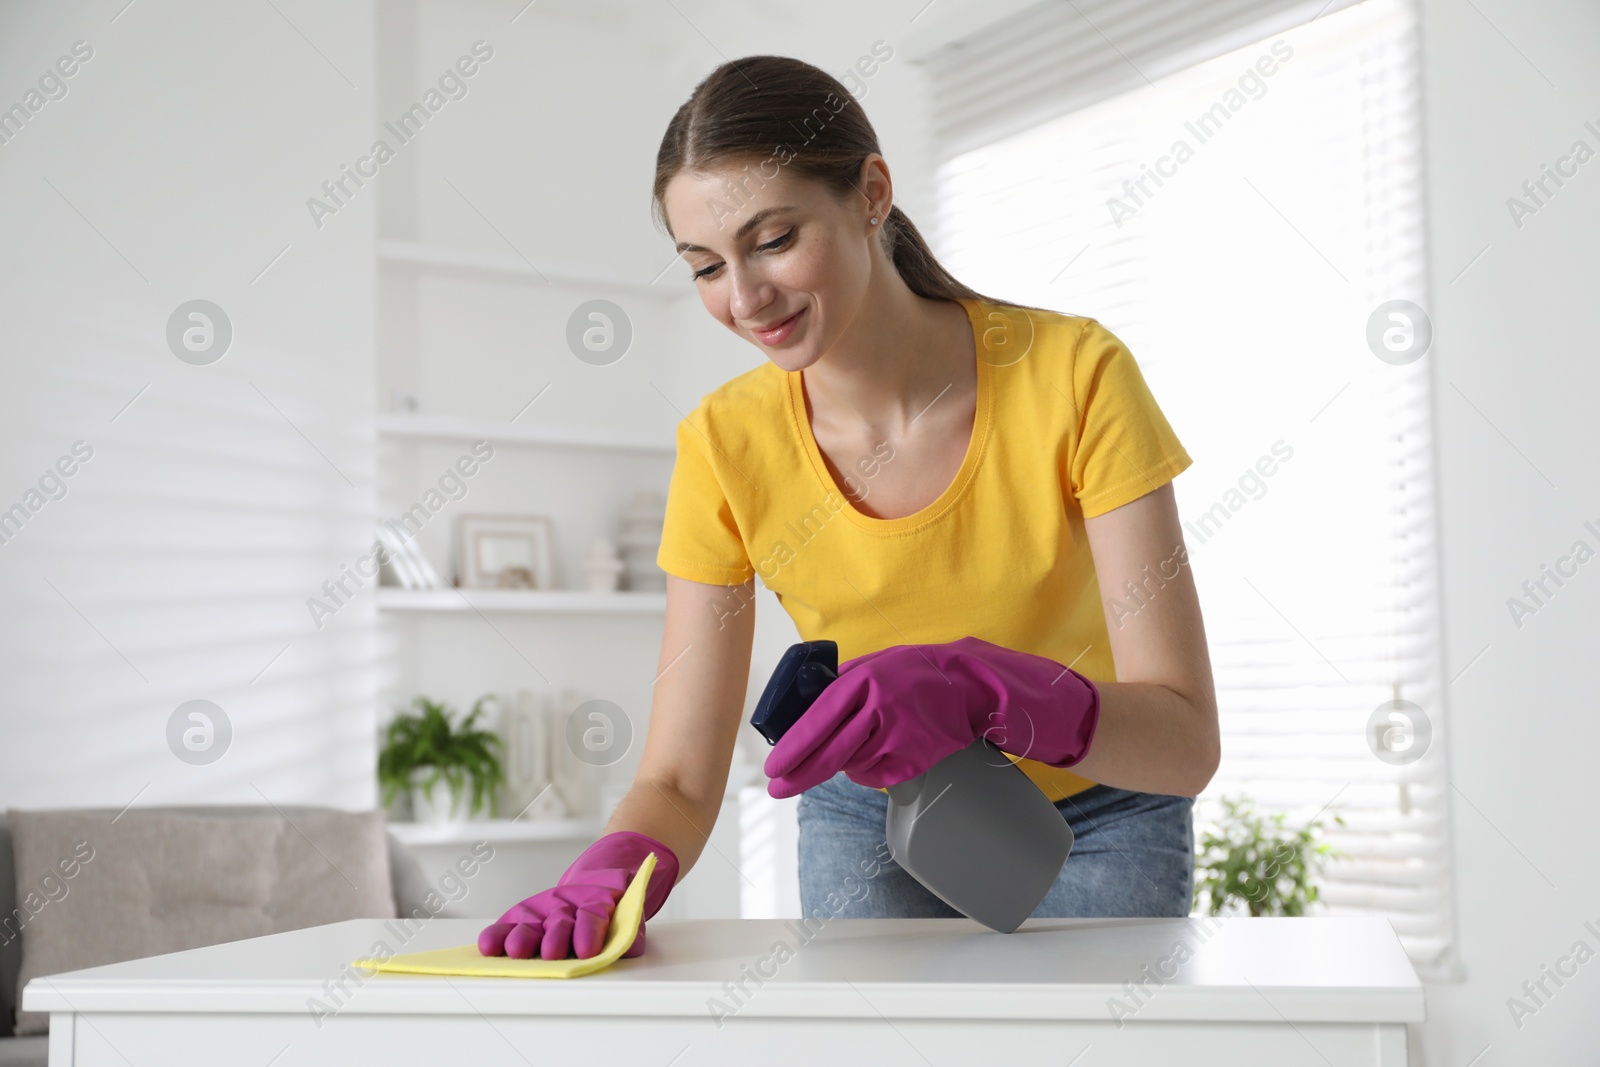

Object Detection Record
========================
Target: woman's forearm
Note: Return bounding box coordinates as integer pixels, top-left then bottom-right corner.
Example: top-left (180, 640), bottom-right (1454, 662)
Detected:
top-left (1065, 679), bottom-right (1220, 797)
top-left (600, 774), bottom-right (723, 882)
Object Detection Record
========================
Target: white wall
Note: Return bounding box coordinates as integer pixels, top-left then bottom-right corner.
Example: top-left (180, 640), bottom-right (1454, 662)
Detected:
top-left (1413, 0), bottom-right (1600, 1061)
top-left (0, 1), bottom-right (378, 809)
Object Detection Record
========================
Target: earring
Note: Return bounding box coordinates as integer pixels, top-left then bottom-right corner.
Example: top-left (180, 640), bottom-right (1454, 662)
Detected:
top-left (870, 217), bottom-right (879, 225)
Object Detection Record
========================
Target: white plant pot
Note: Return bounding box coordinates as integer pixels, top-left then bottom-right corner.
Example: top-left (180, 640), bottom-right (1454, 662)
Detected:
top-left (409, 768), bottom-right (466, 824)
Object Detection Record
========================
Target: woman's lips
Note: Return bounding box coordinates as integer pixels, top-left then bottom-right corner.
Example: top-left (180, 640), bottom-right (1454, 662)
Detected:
top-left (752, 307), bottom-right (805, 346)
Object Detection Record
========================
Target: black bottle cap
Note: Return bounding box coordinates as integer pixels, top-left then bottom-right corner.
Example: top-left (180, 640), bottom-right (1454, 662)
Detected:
top-left (750, 640), bottom-right (839, 745)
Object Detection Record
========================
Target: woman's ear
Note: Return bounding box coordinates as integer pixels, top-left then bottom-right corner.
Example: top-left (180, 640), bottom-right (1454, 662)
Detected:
top-left (857, 153), bottom-right (894, 226)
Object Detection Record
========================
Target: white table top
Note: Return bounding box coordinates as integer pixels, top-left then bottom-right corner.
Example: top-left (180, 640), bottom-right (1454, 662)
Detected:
top-left (22, 916), bottom-right (1424, 1024)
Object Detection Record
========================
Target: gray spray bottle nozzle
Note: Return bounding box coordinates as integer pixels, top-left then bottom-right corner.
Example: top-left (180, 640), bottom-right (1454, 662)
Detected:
top-left (753, 638), bottom-right (1075, 934)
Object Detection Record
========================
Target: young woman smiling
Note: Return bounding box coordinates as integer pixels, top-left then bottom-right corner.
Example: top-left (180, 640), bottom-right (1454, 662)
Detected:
top-left (478, 55), bottom-right (1218, 963)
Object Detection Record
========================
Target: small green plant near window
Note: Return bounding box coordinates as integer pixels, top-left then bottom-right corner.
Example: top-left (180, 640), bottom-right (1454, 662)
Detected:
top-left (378, 694), bottom-right (505, 819)
top-left (1193, 794), bottom-right (1344, 917)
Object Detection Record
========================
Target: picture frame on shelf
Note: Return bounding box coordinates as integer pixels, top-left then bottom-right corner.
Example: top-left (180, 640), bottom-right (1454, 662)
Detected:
top-left (456, 513), bottom-right (555, 590)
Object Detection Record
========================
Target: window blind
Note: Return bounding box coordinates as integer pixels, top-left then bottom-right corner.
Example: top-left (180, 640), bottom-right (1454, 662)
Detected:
top-left (916, 0), bottom-right (1363, 160)
top-left (930, 0), bottom-right (1458, 976)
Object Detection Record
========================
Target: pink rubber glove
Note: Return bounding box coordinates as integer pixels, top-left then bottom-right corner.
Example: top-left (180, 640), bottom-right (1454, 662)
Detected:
top-left (763, 635), bottom-right (1101, 799)
top-left (477, 830), bottom-right (679, 960)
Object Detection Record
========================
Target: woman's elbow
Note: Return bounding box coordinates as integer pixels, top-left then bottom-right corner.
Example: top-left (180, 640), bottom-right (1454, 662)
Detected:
top-left (1183, 732), bottom-right (1221, 797)
top-left (1179, 693), bottom-right (1221, 797)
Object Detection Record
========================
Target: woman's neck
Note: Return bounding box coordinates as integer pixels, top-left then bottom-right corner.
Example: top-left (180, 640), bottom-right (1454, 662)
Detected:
top-left (802, 274), bottom-right (973, 438)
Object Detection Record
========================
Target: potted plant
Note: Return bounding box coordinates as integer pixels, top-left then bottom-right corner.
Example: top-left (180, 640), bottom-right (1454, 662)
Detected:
top-left (379, 694), bottom-right (506, 824)
top-left (1193, 794), bottom-right (1343, 917)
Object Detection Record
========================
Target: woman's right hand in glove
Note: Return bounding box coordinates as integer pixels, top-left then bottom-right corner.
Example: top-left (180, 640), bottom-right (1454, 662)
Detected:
top-left (476, 830), bottom-right (680, 960)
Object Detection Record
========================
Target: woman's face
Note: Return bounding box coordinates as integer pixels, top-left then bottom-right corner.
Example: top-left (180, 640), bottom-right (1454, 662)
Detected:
top-left (663, 161), bottom-right (880, 372)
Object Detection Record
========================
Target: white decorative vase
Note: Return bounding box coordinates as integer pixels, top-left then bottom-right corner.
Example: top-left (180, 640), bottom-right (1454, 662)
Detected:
top-left (496, 689), bottom-right (553, 819)
top-left (409, 767), bottom-right (466, 824)
top-left (581, 539), bottom-right (626, 593)
top-left (548, 686), bottom-right (599, 818)
top-left (616, 490), bottom-right (667, 592)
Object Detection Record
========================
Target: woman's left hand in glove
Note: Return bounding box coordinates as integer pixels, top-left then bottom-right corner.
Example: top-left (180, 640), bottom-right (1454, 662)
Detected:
top-left (762, 635), bottom-right (1101, 799)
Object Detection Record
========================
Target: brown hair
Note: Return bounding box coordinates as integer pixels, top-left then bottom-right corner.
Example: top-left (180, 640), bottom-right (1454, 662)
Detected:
top-left (652, 54), bottom-right (1019, 308)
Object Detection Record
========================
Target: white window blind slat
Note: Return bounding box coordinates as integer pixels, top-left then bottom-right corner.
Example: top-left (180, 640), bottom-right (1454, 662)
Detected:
top-left (918, 0), bottom-right (1365, 159)
top-left (1328, 835), bottom-right (1447, 862)
top-left (1334, 859), bottom-right (1444, 886)
top-left (1321, 883), bottom-right (1446, 913)
top-left (931, 0), bottom-right (1457, 977)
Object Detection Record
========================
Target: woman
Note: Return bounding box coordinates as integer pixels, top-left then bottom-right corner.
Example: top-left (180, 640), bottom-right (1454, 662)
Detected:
top-left (479, 55), bottom-right (1218, 962)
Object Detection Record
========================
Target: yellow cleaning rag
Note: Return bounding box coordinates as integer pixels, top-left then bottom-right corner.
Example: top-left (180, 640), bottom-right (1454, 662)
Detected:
top-left (351, 851), bottom-right (658, 979)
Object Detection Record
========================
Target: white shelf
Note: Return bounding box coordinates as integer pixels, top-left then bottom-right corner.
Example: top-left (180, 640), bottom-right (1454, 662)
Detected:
top-left (388, 767), bottom-right (760, 848)
top-left (377, 238), bottom-right (685, 297)
top-left (376, 587), bottom-right (666, 614)
top-left (376, 412), bottom-right (674, 455)
top-left (387, 817), bottom-right (600, 846)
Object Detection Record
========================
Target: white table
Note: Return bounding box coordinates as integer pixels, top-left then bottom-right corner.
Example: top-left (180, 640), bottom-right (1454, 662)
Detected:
top-left (22, 915), bottom-right (1423, 1065)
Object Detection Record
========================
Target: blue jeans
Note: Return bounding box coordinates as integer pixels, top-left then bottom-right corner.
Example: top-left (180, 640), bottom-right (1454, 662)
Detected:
top-left (796, 771), bottom-right (1195, 918)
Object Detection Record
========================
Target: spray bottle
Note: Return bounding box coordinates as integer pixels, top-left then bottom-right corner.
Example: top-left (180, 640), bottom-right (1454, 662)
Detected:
top-left (752, 639), bottom-right (1074, 932)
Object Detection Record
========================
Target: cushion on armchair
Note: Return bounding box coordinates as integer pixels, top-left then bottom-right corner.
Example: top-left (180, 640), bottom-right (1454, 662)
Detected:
top-left (7, 807), bottom-right (395, 1036)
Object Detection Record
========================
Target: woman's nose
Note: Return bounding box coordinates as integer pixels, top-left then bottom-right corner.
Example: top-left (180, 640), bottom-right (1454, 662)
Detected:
top-left (726, 265), bottom-right (772, 323)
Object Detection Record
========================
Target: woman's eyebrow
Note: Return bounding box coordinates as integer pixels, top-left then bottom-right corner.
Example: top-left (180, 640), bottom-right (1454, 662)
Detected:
top-left (675, 205), bottom-right (798, 254)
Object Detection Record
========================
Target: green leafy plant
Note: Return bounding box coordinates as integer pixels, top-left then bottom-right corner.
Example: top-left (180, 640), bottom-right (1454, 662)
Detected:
top-left (1193, 794), bottom-right (1343, 917)
top-left (378, 694), bottom-right (505, 819)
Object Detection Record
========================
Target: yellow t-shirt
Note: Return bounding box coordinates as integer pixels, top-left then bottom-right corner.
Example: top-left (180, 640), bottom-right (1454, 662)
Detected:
top-left (655, 297), bottom-right (1193, 802)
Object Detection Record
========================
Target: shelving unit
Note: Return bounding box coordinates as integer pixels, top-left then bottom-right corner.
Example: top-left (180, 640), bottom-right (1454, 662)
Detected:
top-left (377, 238), bottom-right (680, 297)
top-left (373, 222), bottom-right (679, 822)
top-left (372, 226), bottom-right (678, 622)
top-left (376, 412), bottom-right (672, 454)
top-left (376, 587), bottom-right (666, 614)
top-left (384, 763), bottom-right (761, 849)
top-left (387, 817), bottom-right (601, 847)
top-left (363, 18), bottom-right (750, 922)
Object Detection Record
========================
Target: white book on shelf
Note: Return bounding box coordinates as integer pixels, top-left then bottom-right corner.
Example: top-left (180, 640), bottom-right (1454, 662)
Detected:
top-left (371, 539), bottom-right (409, 589)
top-left (399, 534), bottom-right (443, 590)
top-left (375, 525), bottom-right (421, 589)
top-left (409, 543), bottom-right (448, 591)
